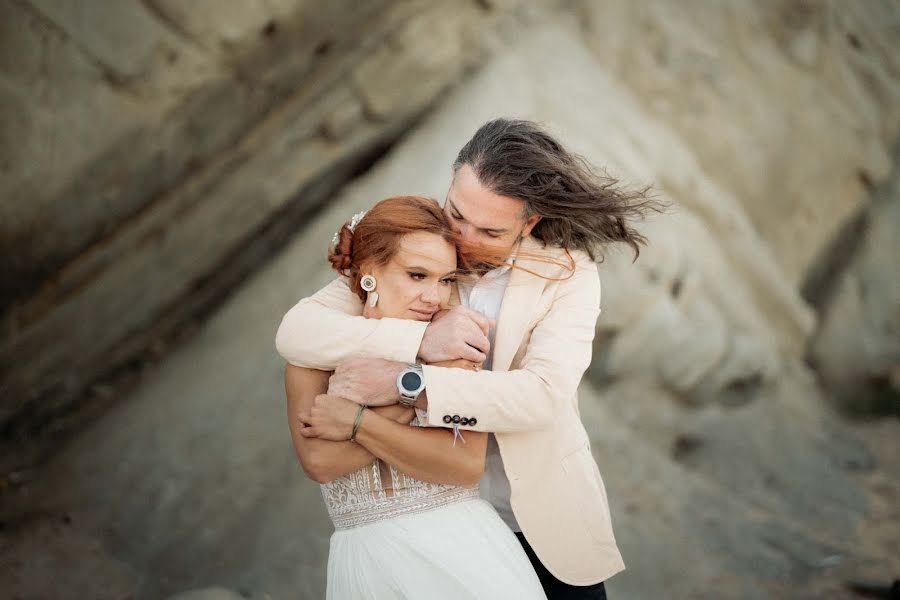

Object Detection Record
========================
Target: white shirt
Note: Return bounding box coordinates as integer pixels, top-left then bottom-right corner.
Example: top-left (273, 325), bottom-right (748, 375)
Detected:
top-left (457, 262), bottom-right (521, 532)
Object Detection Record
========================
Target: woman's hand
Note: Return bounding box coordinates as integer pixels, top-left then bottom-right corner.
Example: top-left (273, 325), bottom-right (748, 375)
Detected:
top-left (297, 394), bottom-right (361, 441)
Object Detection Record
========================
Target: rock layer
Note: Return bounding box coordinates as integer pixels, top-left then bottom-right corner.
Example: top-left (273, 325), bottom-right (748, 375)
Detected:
top-left (0, 0), bottom-right (541, 468)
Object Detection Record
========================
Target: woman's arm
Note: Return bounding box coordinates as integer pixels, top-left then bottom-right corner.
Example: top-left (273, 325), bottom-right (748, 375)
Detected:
top-left (354, 409), bottom-right (487, 488)
top-left (285, 365), bottom-right (414, 483)
top-left (299, 376), bottom-right (487, 488)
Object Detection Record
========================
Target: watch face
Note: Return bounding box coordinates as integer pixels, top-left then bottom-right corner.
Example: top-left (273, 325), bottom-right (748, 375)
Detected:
top-left (401, 371), bottom-right (422, 392)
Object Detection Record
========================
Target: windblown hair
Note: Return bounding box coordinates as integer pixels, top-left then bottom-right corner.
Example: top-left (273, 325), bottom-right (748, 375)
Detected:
top-left (328, 196), bottom-right (456, 301)
top-left (329, 188), bottom-right (595, 306)
top-left (453, 118), bottom-right (664, 260)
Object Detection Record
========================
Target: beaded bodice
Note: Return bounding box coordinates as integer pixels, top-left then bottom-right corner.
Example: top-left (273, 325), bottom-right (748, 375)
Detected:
top-left (321, 412), bottom-right (479, 530)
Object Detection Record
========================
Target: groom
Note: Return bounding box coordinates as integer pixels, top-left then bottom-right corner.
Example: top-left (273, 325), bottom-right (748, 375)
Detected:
top-left (276, 118), bottom-right (649, 599)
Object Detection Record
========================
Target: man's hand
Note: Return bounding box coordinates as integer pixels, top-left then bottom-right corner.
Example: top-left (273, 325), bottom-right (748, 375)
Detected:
top-left (418, 306), bottom-right (493, 364)
top-left (430, 358), bottom-right (483, 371)
top-left (297, 394), bottom-right (360, 441)
top-left (327, 358), bottom-right (405, 406)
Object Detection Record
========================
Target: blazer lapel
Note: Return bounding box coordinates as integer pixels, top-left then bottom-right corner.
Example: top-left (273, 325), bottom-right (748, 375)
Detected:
top-left (491, 236), bottom-right (555, 372)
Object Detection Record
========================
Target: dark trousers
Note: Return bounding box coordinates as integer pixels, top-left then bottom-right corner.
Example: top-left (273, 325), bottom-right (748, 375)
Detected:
top-left (516, 532), bottom-right (608, 600)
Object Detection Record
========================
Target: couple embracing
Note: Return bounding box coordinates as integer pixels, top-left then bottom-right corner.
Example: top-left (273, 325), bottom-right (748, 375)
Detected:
top-left (276, 118), bottom-right (654, 599)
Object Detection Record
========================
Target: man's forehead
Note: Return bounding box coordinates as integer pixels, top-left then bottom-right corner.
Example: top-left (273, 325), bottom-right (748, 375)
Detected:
top-left (447, 173), bottom-right (523, 229)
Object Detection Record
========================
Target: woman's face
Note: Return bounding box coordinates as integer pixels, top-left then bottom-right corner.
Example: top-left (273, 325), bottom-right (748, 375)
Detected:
top-left (363, 232), bottom-right (457, 321)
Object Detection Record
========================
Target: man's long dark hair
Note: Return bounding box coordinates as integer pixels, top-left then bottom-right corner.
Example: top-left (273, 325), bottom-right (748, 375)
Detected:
top-left (453, 118), bottom-right (663, 260)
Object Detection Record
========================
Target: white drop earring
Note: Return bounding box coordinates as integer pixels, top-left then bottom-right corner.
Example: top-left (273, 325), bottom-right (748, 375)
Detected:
top-left (360, 274), bottom-right (378, 307)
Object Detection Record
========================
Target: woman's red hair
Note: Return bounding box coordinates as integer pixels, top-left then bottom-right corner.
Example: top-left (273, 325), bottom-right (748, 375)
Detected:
top-left (328, 196), bottom-right (456, 301)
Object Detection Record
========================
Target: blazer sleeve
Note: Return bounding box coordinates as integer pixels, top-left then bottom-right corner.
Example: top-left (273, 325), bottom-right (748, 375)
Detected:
top-left (274, 277), bottom-right (429, 370)
top-left (421, 252), bottom-right (600, 433)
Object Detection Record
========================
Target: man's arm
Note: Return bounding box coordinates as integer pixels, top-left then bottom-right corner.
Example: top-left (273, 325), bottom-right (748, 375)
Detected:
top-left (326, 253), bottom-right (601, 433)
top-left (420, 252), bottom-right (600, 433)
top-left (275, 278), bottom-right (429, 370)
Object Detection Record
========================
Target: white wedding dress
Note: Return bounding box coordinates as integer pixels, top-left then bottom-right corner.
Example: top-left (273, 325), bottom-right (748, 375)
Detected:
top-left (321, 414), bottom-right (546, 599)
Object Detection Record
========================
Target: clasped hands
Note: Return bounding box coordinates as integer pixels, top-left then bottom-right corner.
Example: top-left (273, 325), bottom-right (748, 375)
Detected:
top-left (296, 306), bottom-right (492, 441)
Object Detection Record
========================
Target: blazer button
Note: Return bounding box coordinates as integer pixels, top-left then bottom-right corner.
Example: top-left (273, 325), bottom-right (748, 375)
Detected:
top-left (468, 417), bottom-right (477, 426)
top-left (451, 415), bottom-right (461, 424)
top-left (443, 415), bottom-right (452, 424)
top-left (460, 417), bottom-right (470, 425)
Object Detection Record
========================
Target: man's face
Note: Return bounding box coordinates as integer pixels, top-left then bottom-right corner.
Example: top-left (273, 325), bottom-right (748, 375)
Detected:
top-left (444, 164), bottom-right (541, 260)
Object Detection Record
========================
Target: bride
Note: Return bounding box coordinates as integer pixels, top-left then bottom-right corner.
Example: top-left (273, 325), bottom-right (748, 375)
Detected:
top-left (283, 195), bottom-right (546, 599)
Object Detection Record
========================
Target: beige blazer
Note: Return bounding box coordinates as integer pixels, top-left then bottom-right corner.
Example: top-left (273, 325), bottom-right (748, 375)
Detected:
top-left (275, 235), bottom-right (624, 585)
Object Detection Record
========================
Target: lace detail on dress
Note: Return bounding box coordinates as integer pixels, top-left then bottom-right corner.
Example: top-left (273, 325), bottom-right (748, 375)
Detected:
top-left (321, 413), bottom-right (480, 530)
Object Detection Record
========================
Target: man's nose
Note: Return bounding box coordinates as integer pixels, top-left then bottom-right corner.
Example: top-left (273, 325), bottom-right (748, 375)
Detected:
top-left (457, 223), bottom-right (474, 241)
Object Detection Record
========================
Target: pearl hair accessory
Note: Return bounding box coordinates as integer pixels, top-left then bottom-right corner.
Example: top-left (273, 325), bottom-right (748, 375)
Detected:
top-left (331, 210), bottom-right (368, 248)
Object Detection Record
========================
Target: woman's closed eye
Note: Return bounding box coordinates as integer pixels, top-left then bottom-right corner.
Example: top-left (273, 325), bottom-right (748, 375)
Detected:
top-left (408, 271), bottom-right (427, 281)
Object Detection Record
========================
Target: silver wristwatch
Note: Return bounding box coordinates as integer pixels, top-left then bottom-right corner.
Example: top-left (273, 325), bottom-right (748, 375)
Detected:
top-left (397, 363), bottom-right (425, 407)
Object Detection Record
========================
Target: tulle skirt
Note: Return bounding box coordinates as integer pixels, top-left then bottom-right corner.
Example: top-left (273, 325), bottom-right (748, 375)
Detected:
top-left (326, 497), bottom-right (546, 599)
